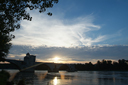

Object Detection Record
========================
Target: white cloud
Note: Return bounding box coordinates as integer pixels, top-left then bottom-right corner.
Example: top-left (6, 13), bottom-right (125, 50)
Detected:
top-left (11, 10), bottom-right (105, 47)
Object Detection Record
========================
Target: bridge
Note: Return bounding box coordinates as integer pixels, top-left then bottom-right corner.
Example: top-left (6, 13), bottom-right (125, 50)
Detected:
top-left (3, 53), bottom-right (77, 72)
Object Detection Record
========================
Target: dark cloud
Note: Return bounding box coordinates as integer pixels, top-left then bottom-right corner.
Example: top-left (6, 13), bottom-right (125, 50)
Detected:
top-left (8, 45), bottom-right (128, 62)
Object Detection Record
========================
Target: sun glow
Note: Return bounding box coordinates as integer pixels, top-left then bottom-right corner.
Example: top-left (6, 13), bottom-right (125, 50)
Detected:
top-left (53, 57), bottom-right (60, 63)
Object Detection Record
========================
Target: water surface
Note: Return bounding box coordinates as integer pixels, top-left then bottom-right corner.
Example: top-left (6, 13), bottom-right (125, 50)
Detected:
top-left (5, 70), bottom-right (128, 85)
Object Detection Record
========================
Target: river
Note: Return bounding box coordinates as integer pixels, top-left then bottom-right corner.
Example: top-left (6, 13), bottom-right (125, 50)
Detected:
top-left (3, 70), bottom-right (128, 85)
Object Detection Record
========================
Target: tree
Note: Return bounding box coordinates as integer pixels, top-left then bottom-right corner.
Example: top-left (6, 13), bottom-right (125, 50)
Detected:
top-left (0, 0), bottom-right (58, 59)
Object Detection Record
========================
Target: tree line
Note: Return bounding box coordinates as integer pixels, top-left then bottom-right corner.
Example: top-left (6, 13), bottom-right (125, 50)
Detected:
top-left (75, 59), bottom-right (128, 71)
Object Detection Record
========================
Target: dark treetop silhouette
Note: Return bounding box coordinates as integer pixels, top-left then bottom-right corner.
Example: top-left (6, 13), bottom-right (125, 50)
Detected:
top-left (74, 59), bottom-right (128, 71)
top-left (0, 0), bottom-right (58, 59)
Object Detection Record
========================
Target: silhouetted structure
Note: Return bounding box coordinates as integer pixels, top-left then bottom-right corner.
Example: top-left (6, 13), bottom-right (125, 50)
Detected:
top-left (1, 53), bottom-right (77, 72)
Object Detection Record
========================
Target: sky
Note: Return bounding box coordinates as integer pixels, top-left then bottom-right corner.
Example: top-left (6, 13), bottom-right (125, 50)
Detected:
top-left (8, 0), bottom-right (128, 63)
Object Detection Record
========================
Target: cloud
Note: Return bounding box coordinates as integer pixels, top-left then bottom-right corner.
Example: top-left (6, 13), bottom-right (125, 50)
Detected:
top-left (11, 10), bottom-right (105, 47)
top-left (8, 45), bottom-right (128, 63)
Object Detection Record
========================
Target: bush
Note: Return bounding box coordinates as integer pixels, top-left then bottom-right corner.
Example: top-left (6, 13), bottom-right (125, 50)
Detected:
top-left (0, 69), bottom-right (10, 85)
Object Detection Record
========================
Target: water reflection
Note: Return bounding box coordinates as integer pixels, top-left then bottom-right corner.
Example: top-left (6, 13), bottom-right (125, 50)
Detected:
top-left (53, 77), bottom-right (57, 85)
top-left (35, 71), bottom-right (48, 81)
top-left (6, 70), bottom-right (128, 85)
top-left (13, 72), bottom-right (36, 84)
top-left (96, 71), bottom-right (128, 85)
top-left (10, 71), bottom-right (76, 85)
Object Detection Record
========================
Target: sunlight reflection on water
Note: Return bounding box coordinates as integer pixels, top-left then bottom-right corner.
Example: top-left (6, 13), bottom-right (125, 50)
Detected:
top-left (2, 70), bottom-right (128, 85)
top-left (53, 77), bottom-right (57, 85)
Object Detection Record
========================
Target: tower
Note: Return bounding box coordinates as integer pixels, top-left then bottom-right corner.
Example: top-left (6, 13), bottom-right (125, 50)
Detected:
top-left (23, 53), bottom-right (36, 72)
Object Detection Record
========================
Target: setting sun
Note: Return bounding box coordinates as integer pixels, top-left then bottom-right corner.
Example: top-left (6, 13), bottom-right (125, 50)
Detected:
top-left (53, 57), bottom-right (60, 63)
top-left (53, 57), bottom-right (60, 61)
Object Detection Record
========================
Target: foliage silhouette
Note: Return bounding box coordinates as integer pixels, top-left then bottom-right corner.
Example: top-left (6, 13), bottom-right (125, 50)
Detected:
top-left (0, 0), bottom-right (58, 59)
top-left (0, 69), bottom-right (11, 85)
top-left (74, 59), bottom-right (128, 71)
